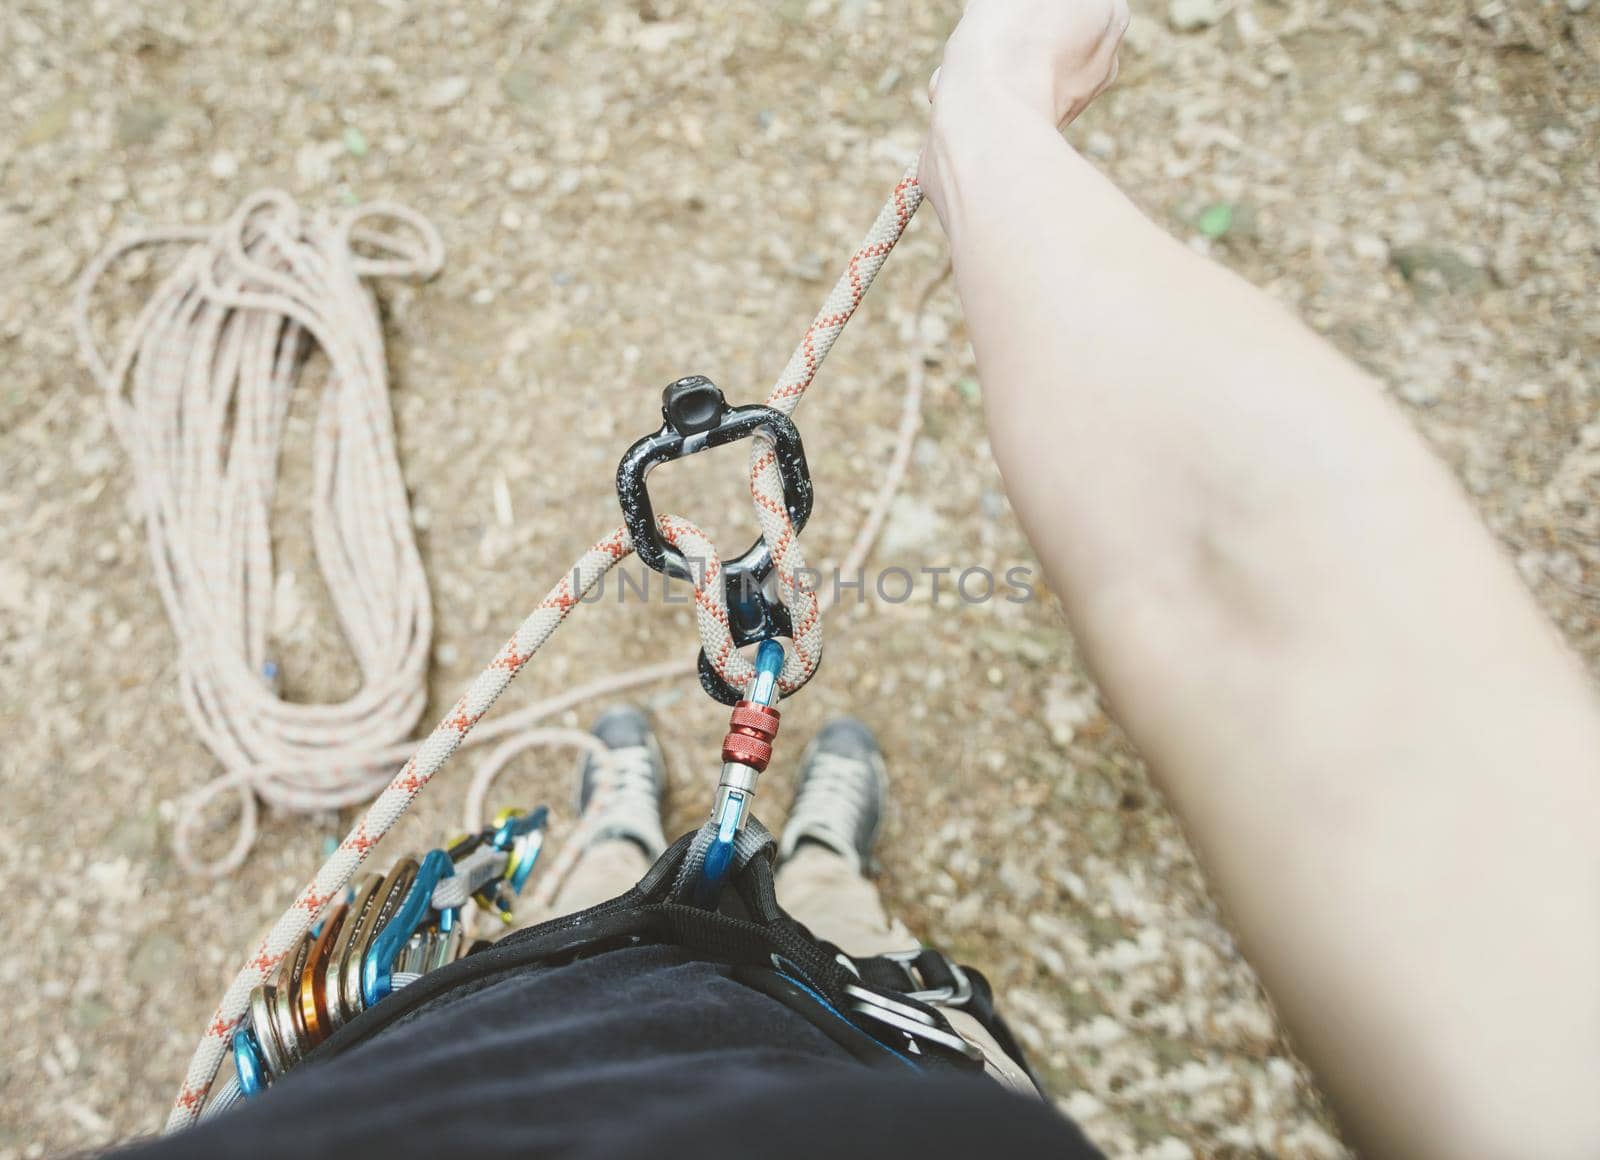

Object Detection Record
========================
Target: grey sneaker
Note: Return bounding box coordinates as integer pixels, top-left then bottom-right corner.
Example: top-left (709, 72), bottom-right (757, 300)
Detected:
top-left (777, 717), bottom-right (887, 873)
top-left (575, 705), bottom-right (668, 859)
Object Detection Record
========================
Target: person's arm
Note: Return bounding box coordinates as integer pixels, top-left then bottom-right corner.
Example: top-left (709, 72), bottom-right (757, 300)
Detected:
top-left (920, 4), bottom-right (1600, 1157)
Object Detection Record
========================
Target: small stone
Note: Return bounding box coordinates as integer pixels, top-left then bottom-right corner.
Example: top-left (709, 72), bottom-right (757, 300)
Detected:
top-left (501, 66), bottom-right (541, 106)
top-left (1517, 549), bottom-right (1547, 587)
top-left (0, 561), bottom-right (30, 613)
top-left (1168, 0), bottom-right (1221, 31)
top-left (1393, 69), bottom-right (1423, 96)
top-left (1568, 0), bottom-right (1591, 13)
top-left (422, 76), bottom-right (471, 110)
top-left (1548, 550), bottom-right (1583, 588)
top-left (1541, 126), bottom-right (1578, 153)
top-left (1082, 912), bottom-right (1133, 950)
top-left (1063, 1091), bottom-right (1106, 1123)
top-left (1351, 233), bottom-right (1388, 263)
top-left (1390, 243), bottom-right (1486, 297)
top-left (1084, 131), bottom-right (1116, 159)
top-left (1044, 684), bottom-right (1099, 748)
top-left (1397, 379), bottom-right (1443, 406)
top-left (115, 100), bottom-right (169, 147)
top-left (1224, 2), bottom-right (1264, 47)
top-left (209, 151), bottom-right (238, 180)
top-left (980, 628), bottom-right (1056, 667)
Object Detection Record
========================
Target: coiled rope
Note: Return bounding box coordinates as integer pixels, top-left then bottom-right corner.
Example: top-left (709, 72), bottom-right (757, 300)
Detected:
top-left (73, 194), bottom-right (444, 876)
top-left (77, 164), bottom-right (926, 1130)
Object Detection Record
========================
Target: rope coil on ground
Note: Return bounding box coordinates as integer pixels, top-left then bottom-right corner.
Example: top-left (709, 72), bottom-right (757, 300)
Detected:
top-left (73, 194), bottom-right (444, 876)
top-left (77, 164), bottom-right (927, 1130)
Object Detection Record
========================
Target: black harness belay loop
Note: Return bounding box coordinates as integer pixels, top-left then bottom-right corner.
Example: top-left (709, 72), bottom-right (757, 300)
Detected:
top-left (302, 823), bottom-right (1036, 1085)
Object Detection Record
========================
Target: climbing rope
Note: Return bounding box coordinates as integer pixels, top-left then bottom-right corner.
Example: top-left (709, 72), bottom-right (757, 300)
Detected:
top-left (78, 163), bottom-right (927, 1130)
top-left (75, 168), bottom-right (925, 882)
top-left (73, 193), bottom-right (444, 876)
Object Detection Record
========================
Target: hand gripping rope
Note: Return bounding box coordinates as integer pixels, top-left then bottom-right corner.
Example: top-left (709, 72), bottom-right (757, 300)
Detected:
top-left (124, 163), bottom-right (927, 1130)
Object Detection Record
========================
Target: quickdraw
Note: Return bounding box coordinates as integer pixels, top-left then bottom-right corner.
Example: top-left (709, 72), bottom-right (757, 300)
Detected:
top-left (151, 162), bottom-right (924, 1131)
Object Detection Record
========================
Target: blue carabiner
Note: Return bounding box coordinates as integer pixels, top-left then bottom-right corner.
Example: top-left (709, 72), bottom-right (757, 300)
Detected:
top-left (490, 804), bottom-right (549, 852)
top-left (362, 848), bottom-right (455, 1009)
top-left (696, 639), bottom-right (785, 905)
top-left (492, 804), bottom-right (549, 896)
top-left (232, 1026), bottom-right (267, 1097)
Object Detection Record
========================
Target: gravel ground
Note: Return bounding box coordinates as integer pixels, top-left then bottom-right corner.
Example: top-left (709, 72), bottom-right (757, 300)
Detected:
top-left (1, 0), bottom-right (1595, 1156)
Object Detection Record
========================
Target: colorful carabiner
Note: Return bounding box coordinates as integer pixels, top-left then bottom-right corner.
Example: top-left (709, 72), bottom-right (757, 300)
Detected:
top-left (361, 849), bottom-right (455, 1009)
top-left (231, 1026), bottom-right (267, 1097)
top-left (492, 804), bottom-right (549, 896)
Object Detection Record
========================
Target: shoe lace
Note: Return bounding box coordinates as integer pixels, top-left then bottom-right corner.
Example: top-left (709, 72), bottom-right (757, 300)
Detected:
top-left (586, 745), bottom-right (662, 841)
top-left (528, 743), bottom-right (663, 912)
top-left (792, 750), bottom-right (873, 841)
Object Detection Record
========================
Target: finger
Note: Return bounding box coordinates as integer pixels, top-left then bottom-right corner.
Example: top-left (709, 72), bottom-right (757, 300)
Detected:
top-left (927, 65), bottom-right (942, 103)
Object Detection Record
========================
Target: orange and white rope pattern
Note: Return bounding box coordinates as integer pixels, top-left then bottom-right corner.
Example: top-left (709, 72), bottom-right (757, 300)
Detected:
top-left (139, 163), bottom-right (923, 1130)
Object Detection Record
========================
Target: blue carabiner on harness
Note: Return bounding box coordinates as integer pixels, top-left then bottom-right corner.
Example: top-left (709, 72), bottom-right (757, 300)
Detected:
top-left (362, 848), bottom-right (455, 1009)
top-left (696, 639), bottom-right (785, 904)
top-left (232, 1026), bottom-right (268, 1096)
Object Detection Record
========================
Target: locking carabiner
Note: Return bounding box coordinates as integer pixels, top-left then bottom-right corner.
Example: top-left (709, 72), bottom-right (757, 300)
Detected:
top-left (616, 375), bottom-right (814, 705)
top-left (695, 638), bottom-right (785, 905)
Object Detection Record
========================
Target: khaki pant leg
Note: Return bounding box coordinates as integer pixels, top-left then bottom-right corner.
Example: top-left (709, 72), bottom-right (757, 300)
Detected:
top-left (549, 838), bottom-right (652, 916)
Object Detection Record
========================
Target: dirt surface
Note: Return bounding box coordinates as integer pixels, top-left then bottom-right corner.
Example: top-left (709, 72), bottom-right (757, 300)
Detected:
top-left (1, 0), bottom-right (1595, 1156)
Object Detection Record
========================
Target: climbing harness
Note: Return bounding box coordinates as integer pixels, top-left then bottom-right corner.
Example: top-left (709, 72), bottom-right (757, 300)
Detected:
top-left (259, 825), bottom-right (1036, 1102)
top-left (79, 159), bottom-right (932, 1131)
